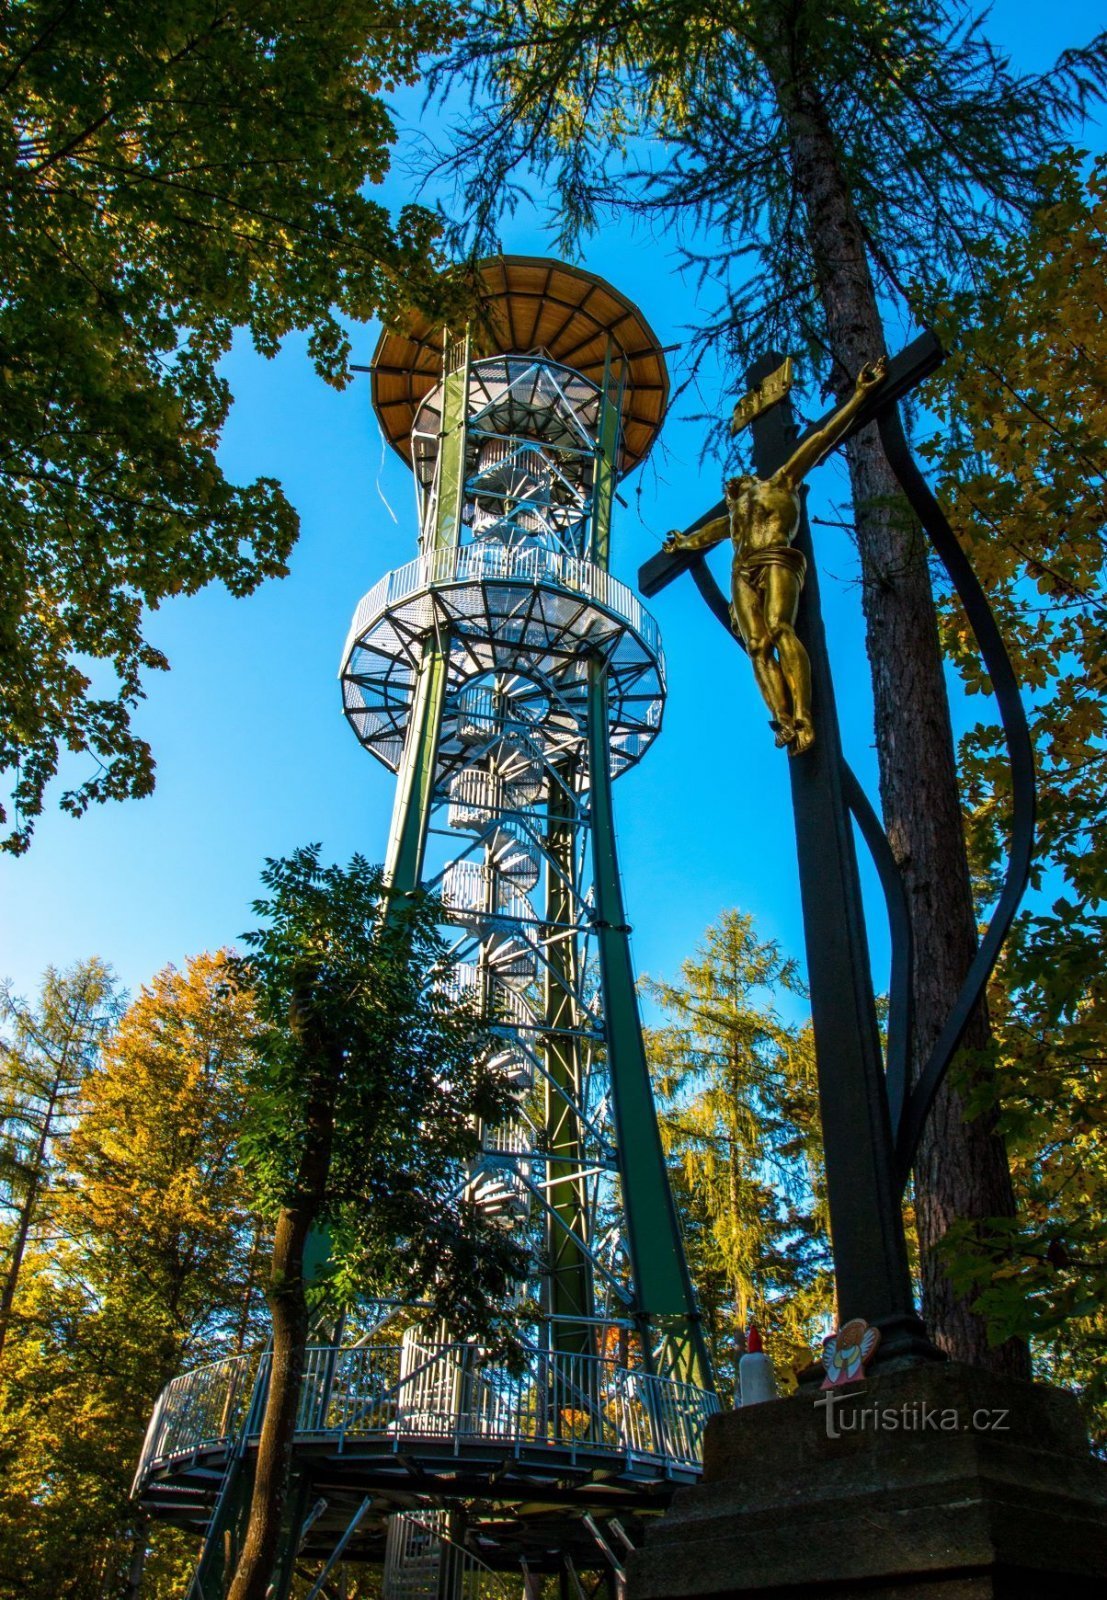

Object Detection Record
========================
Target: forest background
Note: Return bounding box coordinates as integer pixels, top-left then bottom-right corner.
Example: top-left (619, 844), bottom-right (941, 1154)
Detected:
top-left (1, 0), bottom-right (1106, 1594)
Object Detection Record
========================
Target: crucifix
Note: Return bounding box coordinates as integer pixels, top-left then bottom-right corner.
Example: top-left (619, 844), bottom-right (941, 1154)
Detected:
top-left (662, 356), bottom-right (888, 755)
top-left (640, 333), bottom-right (1035, 1370)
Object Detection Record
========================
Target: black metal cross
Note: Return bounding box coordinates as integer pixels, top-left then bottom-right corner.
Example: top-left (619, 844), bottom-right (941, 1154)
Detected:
top-left (639, 332), bottom-right (1034, 1368)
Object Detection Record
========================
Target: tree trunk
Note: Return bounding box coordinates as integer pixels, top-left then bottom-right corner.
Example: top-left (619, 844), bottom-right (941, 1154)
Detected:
top-left (227, 973), bottom-right (338, 1600)
top-left (226, 1203), bottom-right (313, 1600)
top-left (765, 35), bottom-right (1029, 1377)
top-left (122, 1512), bottom-right (150, 1600)
top-left (0, 1075), bottom-right (60, 1365)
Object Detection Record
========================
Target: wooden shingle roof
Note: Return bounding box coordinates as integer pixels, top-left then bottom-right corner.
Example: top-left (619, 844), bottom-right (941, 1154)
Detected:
top-left (371, 257), bottom-right (669, 478)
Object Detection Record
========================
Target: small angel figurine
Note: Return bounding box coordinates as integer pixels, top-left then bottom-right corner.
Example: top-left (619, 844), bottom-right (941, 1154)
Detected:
top-left (821, 1318), bottom-right (881, 1389)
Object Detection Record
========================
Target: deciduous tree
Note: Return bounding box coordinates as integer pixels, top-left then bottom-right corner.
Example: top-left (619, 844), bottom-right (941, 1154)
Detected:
top-left (228, 848), bottom-right (525, 1600)
top-left (0, 950), bottom-right (264, 1598)
top-left (0, 0), bottom-right (463, 851)
top-left (923, 152), bottom-right (1107, 1438)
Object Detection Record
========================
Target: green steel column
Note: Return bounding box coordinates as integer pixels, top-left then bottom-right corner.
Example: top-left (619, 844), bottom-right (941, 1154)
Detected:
top-left (435, 327), bottom-right (471, 552)
top-left (586, 656), bottom-right (710, 1388)
top-left (384, 327), bottom-right (470, 901)
top-left (383, 638), bottom-right (449, 899)
top-left (590, 345), bottom-right (621, 569)
top-left (543, 762), bottom-right (594, 1356)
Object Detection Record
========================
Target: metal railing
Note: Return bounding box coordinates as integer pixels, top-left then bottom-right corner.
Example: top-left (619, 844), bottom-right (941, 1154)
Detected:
top-left (136, 1342), bottom-right (718, 1487)
top-left (341, 545), bottom-right (661, 670)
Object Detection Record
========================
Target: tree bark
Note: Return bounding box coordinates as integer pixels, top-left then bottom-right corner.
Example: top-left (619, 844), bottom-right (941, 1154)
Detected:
top-left (122, 1512), bottom-right (150, 1600)
top-left (227, 976), bottom-right (337, 1600)
top-left (0, 1073), bottom-right (61, 1365)
top-left (764, 32), bottom-right (1029, 1377)
top-left (226, 1204), bottom-right (313, 1600)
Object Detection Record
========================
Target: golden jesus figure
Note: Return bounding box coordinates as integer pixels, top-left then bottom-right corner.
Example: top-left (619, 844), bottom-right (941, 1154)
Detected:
top-left (664, 357), bottom-right (888, 756)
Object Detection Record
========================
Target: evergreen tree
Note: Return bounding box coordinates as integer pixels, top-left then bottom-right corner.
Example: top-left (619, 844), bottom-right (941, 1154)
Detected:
top-left (0, 950), bottom-right (264, 1599)
top-left (0, 958), bottom-right (118, 1363)
top-left (444, 0), bottom-right (1107, 1373)
top-left (644, 911), bottom-right (831, 1397)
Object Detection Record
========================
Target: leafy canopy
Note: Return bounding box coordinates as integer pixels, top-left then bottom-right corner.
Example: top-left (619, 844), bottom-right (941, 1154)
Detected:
top-left (0, 0), bottom-right (463, 851)
top-left (0, 951), bottom-right (266, 1600)
top-left (442, 1), bottom-right (1106, 388)
top-left (0, 957), bottom-right (120, 1363)
top-left (922, 153), bottom-right (1107, 1443)
top-left (238, 846), bottom-right (526, 1349)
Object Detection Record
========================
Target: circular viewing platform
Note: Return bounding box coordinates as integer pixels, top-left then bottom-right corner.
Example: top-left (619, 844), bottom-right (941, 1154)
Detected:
top-left (339, 543), bottom-right (665, 777)
top-left (135, 1341), bottom-right (718, 1541)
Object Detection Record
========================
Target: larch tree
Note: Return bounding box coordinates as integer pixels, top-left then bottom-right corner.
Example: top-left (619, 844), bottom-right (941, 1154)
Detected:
top-left (0, 0), bottom-right (466, 852)
top-left (228, 848), bottom-right (525, 1600)
top-left (921, 151), bottom-right (1107, 1441)
top-left (0, 957), bottom-right (118, 1363)
top-left (644, 910), bottom-right (831, 1398)
top-left (442, 0), bottom-right (1107, 1374)
top-left (0, 950), bottom-right (265, 1600)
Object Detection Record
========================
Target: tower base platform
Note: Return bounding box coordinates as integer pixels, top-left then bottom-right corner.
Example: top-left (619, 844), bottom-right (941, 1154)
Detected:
top-left (626, 1361), bottom-right (1107, 1599)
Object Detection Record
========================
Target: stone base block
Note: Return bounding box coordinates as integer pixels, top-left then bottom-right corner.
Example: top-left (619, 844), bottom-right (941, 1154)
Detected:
top-left (627, 1362), bottom-right (1107, 1599)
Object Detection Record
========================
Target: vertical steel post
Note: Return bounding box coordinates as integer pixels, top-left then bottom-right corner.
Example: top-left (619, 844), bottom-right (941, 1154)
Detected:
top-left (382, 641), bottom-right (449, 898)
top-left (587, 657), bottom-right (710, 1388)
top-left (543, 760), bottom-right (594, 1355)
top-left (383, 331), bottom-right (469, 900)
top-left (591, 344), bottom-right (621, 569)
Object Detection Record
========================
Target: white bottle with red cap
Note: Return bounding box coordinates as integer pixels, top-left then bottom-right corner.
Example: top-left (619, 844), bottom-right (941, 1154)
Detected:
top-left (739, 1324), bottom-right (779, 1406)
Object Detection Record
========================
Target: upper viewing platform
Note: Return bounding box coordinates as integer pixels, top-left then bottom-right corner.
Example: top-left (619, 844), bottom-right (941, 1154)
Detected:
top-left (371, 256), bottom-right (670, 477)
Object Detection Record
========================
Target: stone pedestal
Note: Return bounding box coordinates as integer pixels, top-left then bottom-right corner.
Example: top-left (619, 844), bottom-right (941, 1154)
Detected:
top-left (628, 1363), bottom-right (1107, 1598)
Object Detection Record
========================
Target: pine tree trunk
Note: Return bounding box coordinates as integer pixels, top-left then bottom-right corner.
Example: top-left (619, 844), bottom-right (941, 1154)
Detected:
top-left (0, 1075), bottom-right (60, 1365)
top-left (765, 38), bottom-right (1029, 1377)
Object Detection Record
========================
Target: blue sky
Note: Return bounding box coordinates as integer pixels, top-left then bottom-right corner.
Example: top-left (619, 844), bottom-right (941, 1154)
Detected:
top-left (1, 2), bottom-right (1103, 1015)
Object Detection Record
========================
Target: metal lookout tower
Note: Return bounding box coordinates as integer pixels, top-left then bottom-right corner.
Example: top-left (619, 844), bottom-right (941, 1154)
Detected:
top-left (133, 258), bottom-right (717, 1597)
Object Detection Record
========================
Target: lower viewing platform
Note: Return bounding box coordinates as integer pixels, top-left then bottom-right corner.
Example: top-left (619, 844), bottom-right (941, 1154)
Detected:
top-left (134, 1339), bottom-right (720, 1551)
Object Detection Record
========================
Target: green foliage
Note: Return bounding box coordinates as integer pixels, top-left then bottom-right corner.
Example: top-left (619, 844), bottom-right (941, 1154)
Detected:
top-left (0, 0), bottom-right (464, 851)
top-left (0, 951), bottom-right (265, 1598)
top-left (62, 950), bottom-right (265, 1364)
top-left (0, 958), bottom-right (119, 1354)
top-left (644, 911), bottom-right (832, 1397)
top-left (238, 846), bottom-right (527, 1353)
top-left (922, 153), bottom-right (1107, 1444)
top-left (445, 0), bottom-right (1106, 391)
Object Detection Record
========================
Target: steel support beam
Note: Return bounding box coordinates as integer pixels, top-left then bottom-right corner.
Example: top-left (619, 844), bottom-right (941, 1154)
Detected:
top-left (586, 656), bottom-right (710, 1388)
top-left (544, 761), bottom-right (595, 1354)
top-left (383, 637), bottom-right (449, 901)
top-left (591, 345), bottom-right (621, 569)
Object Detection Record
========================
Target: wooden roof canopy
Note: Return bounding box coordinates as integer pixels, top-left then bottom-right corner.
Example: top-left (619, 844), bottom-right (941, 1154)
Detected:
top-left (371, 256), bottom-right (670, 478)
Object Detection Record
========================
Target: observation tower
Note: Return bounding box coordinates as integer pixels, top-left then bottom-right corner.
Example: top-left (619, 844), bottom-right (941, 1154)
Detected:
top-left (134, 258), bottom-right (717, 1598)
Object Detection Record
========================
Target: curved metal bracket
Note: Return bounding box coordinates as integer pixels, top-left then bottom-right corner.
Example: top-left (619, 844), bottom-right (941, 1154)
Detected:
top-left (839, 764), bottom-right (914, 1141)
top-left (688, 554), bottom-right (733, 632)
top-left (684, 411), bottom-right (1036, 1188)
top-left (687, 554), bottom-right (914, 1121)
top-left (877, 404), bottom-right (1036, 1188)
